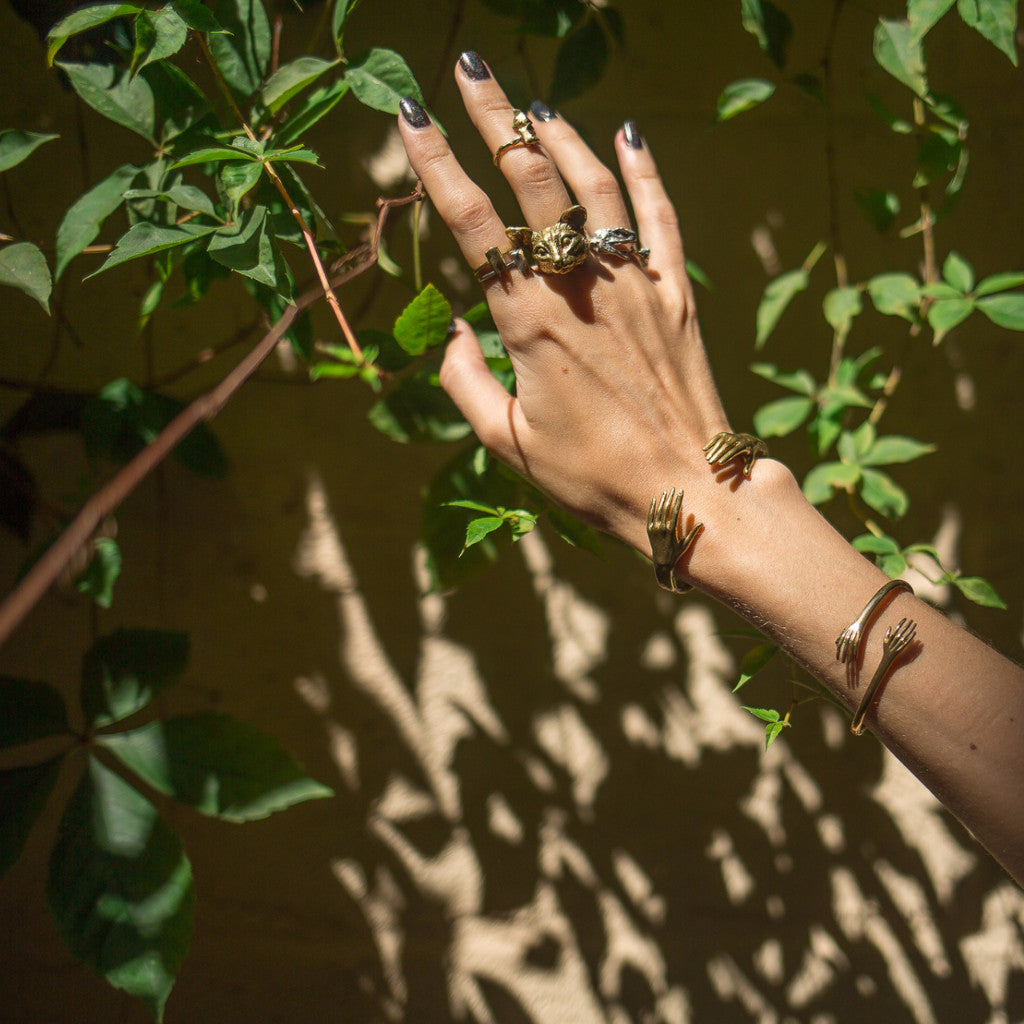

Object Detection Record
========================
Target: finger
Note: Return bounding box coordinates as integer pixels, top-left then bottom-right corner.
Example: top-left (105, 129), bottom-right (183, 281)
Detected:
top-left (527, 104), bottom-right (631, 230)
top-left (439, 320), bottom-right (525, 472)
top-left (397, 97), bottom-right (509, 273)
top-left (615, 123), bottom-right (687, 287)
top-left (455, 52), bottom-right (573, 227)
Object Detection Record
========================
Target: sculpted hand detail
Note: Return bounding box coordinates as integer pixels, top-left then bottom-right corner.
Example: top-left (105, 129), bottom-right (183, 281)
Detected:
top-left (703, 431), bottom-right (768, 479)
top-left (646, 488), bottom-right (705, 594)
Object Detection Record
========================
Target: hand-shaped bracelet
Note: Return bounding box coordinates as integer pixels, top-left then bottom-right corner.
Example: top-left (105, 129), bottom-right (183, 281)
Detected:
top-left (851, 616), bottom-right (918, 735)
top-left (835, 579), bottom-right (914, 664)
top-left (647, 488), bottom-right (704, 594)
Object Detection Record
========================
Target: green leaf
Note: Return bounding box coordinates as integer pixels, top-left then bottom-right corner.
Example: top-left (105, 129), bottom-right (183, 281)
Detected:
top-left (463, 516), bottom-right (506, 551)
top-left (58, 62), bottom-right (156, 143)
top-left (131, 8), bottom-right (188, 76)
top-left (208, 207), bottom-right (284, 288)
top-left (82, 378), bottom-right (229, 477)
top-left (750, 362), bottom-right (816, 394)
top-left (942, 250), bottom-right (974, 292)
top-left (0, 758), bottom-right (62, 879)
top-left (98, 712), bottom-right (332, 822)
top-left (854, 187), bottom-right (901, 232)
top-left (914, 130), bottom-right (963, 190)
top-left (218, 160), bottom-right (264, 207)
top-left (860, 467), bottom-right (909, 518)
top-left (732, 642), bottom-right (778, 692)
top-left (208, 0), bottom-right (271, 98)
top-left (87, 221), bottom-right (219, 278)
top-left (862, 435), bottom-right (936, 466)
top-left (909, 0), bottom-right (957, 37)
top-left (262, 57), bottom-right (338, 113)
top-left (867, 272), bottom-right (921, 321)
top-left (764, 719), bottom-right (788, 748)
top-left (752, 395), bottom-right (813, 437)
top-left (275, 79), bottom-right (351, 147)
top-left (47, 756), bottom-right (194, 1021)
top-left (367, 372), bottom-right (472, 444)
top-left (76, 538), bottom-right (122, 609)
top-left (957, 0), bottom-right (1018, 65)
top-left (716, 78), bottom-right (776, 121)
top-left (55, 164), bottom-right (139, 280)
top-left (0, 243), bottom-right (52, 313)
top-left (549, 17), bottom-right (608, 107)
top-left (547, 508), bottom-right (604, 557)
top-left (802, 461), bottom-right (860, 504)
top-left (740, 0), bottom-right (792, 68)
top-left (0, 677), bottom-right (70, 748)
top-left (953, 575), bottom-right (1006, 609)
top-left (421, 445), bottom-right (519, 591)
top-left (81, 628), bottom-right (189, 728)
top-left (393, 283), bottom-right (451, 355)
top-left (977, 293), bottom-right (1024, 330)
top-left (0, 130), bottom-right (59, 173)
top-left (170, 146), bottom-right (258, 169)
top-left (169, 0), bottom-right (223, 33)
top-left (47, 3), bottom-right (143, 64)
top-left (927, 297), bottom-right (974, 341)
top-left (332, 0), bottom-right (363, 43)
top-left (345, 47), bottom-right (424, 114)
top-left (975, 271), bottom-right (1024, 297)
top-left (853, 533), bottom-right (901, 556)
top-left (755, 267), bottom-right (808, 348)
top-left (823, 286), bottom-right (863, 334)
top-left (874, 18), bottom-right (928, 96)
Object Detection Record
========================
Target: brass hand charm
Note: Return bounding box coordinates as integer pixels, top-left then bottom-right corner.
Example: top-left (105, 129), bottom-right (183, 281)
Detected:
top-left (647, 488), bottom-right (705, 594)
top-left (851, 617), bottom-right (918, 735)
top-left (703, 431), bottom-right (768, 478)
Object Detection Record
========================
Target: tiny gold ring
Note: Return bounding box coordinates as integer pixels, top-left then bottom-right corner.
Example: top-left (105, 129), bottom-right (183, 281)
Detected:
top-left (493, 108), bottom-right (541, 166)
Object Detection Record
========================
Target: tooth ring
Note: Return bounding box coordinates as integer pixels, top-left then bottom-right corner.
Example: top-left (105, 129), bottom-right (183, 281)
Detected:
top-left (493, 108), bottom-right (541, 166)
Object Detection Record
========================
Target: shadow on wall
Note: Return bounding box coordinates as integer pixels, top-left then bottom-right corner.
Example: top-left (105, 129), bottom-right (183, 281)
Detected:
top-left (291, 470), bottom-right (1023, 1024)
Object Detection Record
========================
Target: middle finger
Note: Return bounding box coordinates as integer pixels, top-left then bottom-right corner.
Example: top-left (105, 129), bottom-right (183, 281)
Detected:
top-left (456, 52), bottom-right (573, 228)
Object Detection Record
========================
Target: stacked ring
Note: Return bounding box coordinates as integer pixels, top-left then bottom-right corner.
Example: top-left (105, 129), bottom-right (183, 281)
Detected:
top-left (493, 108), bottom-right (541, 166)
top-left (473, 246), bottom-right (527, 283)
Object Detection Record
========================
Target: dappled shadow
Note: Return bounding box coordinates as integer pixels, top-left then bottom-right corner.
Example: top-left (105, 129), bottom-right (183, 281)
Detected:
top-left (292, 471), bottom-right (1024, 1024)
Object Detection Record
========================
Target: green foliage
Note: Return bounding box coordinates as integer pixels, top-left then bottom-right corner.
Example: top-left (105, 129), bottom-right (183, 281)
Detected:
top-left (1, 628), bottom-right (332, 1020)
top-left (723, 0), bottom-right (1020, 734)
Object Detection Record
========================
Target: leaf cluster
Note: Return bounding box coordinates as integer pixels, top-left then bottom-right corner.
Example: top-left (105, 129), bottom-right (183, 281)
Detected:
top-left (1, 628), bottom-right (332, 1020)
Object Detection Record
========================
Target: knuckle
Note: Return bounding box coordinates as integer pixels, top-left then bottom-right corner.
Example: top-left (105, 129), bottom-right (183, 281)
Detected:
top-left (581, 168), bottom-right (621, 204)
top-left (446, 190), bottom-right (496, 238)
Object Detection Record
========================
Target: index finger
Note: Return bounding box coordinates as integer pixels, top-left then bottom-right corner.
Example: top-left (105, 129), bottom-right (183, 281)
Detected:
top-left (397, 97), bottom-right (509, 280)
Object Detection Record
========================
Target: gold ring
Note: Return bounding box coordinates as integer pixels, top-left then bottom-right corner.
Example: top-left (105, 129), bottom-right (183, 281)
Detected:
top-left (493, 108), bottom-right (541, 166)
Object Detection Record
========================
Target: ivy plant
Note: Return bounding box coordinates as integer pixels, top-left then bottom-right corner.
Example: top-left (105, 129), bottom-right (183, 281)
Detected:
top-left (719, 0), bottom-right (1021, 744)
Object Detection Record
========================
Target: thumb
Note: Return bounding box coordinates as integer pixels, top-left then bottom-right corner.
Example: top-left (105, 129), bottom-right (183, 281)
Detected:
top-left (440, 319), bottom-right (521, 466)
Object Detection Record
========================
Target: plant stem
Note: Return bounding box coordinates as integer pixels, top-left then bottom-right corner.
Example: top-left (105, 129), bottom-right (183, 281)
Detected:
top-left (0, 187), bottom-right (423, 650)
top-left (823, 0), bottom-right (849, 385)
top-left (195, 31), bottom-right (365, 360)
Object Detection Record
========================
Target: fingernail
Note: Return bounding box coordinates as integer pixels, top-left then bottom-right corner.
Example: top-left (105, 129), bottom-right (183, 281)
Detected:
top-left (399, 97), bottom-right (430, 129)
top-left (458, 51), bottom-right (490, 81)
top-left (623, 120), bottom-right (644, 149)
top-left (529, 100), bottom-right (557, 122)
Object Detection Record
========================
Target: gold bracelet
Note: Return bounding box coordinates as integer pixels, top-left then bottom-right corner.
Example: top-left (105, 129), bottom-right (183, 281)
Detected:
top-left (835, 578), bottom-right (913, 664)
top-left (851, 617), bottom-right (918, 735)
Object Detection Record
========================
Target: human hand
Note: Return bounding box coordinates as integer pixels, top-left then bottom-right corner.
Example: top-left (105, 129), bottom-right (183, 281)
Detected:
top-left (398, 54), bottom-right (745, 561)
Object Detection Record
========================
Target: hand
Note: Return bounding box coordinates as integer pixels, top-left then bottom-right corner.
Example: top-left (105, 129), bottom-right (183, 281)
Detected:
top-left (397, 55), bottom-right (739, 561)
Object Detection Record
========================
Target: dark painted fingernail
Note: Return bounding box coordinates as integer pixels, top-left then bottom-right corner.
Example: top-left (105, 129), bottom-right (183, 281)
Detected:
top-left (459, 51), bottom-right (490, 81)
top-left (529, 100), bottom-right (557, 122)
top-left (623, 120), bottom-right (644, 149)
top-left (399, 97), bottom-right (430, 129)
top-left (446, 318), bottom-right (457, 337)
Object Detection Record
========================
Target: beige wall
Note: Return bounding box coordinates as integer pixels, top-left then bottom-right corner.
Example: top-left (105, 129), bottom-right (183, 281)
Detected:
top-left (2, 1), bottom-right (1023, 1021)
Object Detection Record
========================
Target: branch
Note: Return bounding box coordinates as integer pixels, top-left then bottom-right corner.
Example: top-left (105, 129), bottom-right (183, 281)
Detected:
top-left (0, 186), bottom-right (423, 650)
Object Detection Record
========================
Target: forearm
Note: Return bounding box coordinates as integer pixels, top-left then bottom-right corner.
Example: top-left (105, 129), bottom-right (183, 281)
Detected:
top-left (650, 457), bottom-right (1024, 883)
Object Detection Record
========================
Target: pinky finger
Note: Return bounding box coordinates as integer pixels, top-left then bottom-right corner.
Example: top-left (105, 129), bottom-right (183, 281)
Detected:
top-left (615, 123), bottom-right (687, 289)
